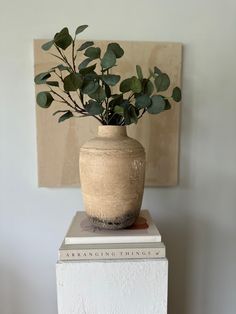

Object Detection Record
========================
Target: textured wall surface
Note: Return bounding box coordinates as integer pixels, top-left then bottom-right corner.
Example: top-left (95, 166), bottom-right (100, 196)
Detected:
top-left (1, 1), bottom-right (236, 314)
top-left (56, 260), bottom-right (168, 314)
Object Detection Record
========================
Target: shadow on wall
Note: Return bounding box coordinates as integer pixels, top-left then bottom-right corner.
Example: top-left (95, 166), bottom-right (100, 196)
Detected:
top-left (151, 44), bottom-right (195, 314)
top-left (160, 214), bottom-right (191, 314)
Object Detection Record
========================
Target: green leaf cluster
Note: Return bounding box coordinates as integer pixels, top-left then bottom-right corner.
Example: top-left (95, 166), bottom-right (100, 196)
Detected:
top-left (34, 24), bottom-right (182, 125)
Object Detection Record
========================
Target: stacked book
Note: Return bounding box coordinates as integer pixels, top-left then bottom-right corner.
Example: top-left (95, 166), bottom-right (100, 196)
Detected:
top-left (58, 209), bottom-right (166, 261)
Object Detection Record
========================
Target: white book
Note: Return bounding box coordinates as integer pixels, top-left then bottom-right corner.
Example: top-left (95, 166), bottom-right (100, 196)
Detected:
top-left (65, 210), bottom-right (161, 245)
top-left (59, 241), bottom-right (165, 261)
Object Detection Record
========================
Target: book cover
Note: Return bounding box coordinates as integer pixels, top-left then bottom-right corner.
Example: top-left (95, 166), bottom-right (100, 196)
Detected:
top-left (65, 210), bottom-right (161, 245)
top-left (59, 241), bottom-right (166, 261)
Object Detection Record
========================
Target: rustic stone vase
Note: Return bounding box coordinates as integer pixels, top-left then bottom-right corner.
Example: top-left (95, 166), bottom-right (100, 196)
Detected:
top-left (79, 125), bottom-right (145, 230)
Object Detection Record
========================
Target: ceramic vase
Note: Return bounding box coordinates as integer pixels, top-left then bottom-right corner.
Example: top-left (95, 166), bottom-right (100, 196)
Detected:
top-left (79, 125), bottom-right (145, 229)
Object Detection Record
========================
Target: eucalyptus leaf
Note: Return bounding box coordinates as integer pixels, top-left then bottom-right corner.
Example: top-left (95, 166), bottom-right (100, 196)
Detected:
top-left (109, 94), bottom-right (123, 108)
top-left (136, 65), bottom-right (143, 80)
top-left (77, 41), bottom-right (94, 51)
top-left (130, 76), bottom-right (142, 93)
top-left (84, 47), bottom-right (101, 59)
top-left (105, 84), bottom-right (111, 98)
top-left (82, 80), bottom-right (99, 94)
top-left (172, 87), bottom-right (182, 102)
top-left (84, 100), bottom-right (104, 115)
top-left (41, 40), bottom-right (54, 51)
top-left (58, 110), bottom-right (73, 123)
top-left (107, 43), bottom-right (124, 58)
top-left (129, 105), bottom-right (138, 124)
top-left (79, 64), bottom-right (96, 75)
top-left (147, 95), bottom-right (165, 114)
top-left (154, 66), bottom-right (162, 75)
top-left (143, 79), bottom-right (154, 96)
top-left (78, 58), bottom-right (92, 70)
top-left (102, 74), bottom-right (120, 86)
top-left (89, 86), bottom-right (106, 102)
top-left (64, 73), bottom-right (83, 91)
top-left (101, 49), bottom-right (116, 69)
top-left (75, 25), bottom-right (88, 35)
top-left (54, 27), bottom-right (72, 50)
top-left (36, 92), bottom-right (54, 108)
top-left (114, 105), bottom-right (124, 115)
top-left (56, 64), bottom-right (70, 71)
top-left (135, 94), bottom-right (151, 109)
top-left (120, 78), bottom-right (132, 93)
top-left (34, 72), bottom-right (51, 85)
top-left (154, 73), bottom-right (170, 92)
top-left (164, 99), bottom-right (171, 110)
top-left (46, 81), bottom-right (59, 87)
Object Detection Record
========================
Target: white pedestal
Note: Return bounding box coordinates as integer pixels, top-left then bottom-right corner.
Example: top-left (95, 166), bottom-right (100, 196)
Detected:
top-left (56, 259), bottom-right (168, 314)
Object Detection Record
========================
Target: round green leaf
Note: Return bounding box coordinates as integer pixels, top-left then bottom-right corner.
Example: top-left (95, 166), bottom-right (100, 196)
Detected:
top-left (120, 78), bottom-right (132, 93)
top-left (84, 47), bottom-right (101, 59)
top-left (34, 72), bottom-right (51, 85)
top-left (130, 76), bottom-right (142, 93)
top-left (164, 99), bottom-right (171, 110)
top-left (154, 73), bottom-right (170, 92)
top-left (135, 94), bottom-right (151, 109)
top-left (143, 79), bottom-right (154, 96)
top-left (85, 100), bottom-right (104, 115)
top-left (75, 25), bottom-right (88, 35)
top-left (54, 27), bottom-right (72, 50)
top-left (107, 43), bottom-right (124, 58)
top-left (172, 87), bottom-right (182, 102)
top-left (102, 74), bottom-right (120, 86)
top-left (147, 95), bottom-right (165, 114)
top-left (129, 106), bottom-right (138, 124)
top-left (64, 73), bottom-right (83, 91)
top-left (36, 92), bottom-right (54, 108)
top-left (77, 41), bottom-right (94, 51)
top-left (114, 105), bottom-right (124, 115)
top-left (41, 40), bottom-right (54, 51)
top-left (136, 65), bottom-right (143, 80)
top-left (58, 111), bottom-right (73, 123)
top-left (79, 64), bottom-right (96, 75)
top-left (78, 58), bottom-right (92, 70)
top-left (82, 80), bottom-right (99, 94)
top-left (101, 49), bottom-right (116, 69)
top-left (89, 86), bottom-right (106, 102)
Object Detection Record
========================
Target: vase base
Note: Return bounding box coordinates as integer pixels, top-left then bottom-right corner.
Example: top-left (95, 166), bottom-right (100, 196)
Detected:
top-left (88, 212), bottom-right (138, 230)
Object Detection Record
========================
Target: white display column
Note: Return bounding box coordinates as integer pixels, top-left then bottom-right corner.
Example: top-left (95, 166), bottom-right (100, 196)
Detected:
top-left (56, 259), bottom-right (168, 314)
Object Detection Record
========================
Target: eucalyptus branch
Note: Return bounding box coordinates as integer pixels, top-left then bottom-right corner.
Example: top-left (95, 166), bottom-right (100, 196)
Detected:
top-left (138, 108), bottom-right (146, 120)
top-left (48, 53), bottom-right (65, 63)
top-left (128, 93), bottom-right (134, 101)
top-left (54, 71), bottom-right (85, 111)
top-left (35, 25), bottom-right (181, 125)
top-left (49, 88), bottom-right (77, 111)
top-left (72, 36), bottom-right (76, 71)
top-left (55, 46), bottom-right (74, 72)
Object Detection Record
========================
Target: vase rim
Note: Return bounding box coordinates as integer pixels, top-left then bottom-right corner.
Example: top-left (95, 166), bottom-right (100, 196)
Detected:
top-left (98, 125), bottom-right (127, 137)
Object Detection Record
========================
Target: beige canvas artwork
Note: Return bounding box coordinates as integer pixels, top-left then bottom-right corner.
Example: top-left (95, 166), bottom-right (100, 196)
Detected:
top-left (34, 39), bottom-right (182, 187)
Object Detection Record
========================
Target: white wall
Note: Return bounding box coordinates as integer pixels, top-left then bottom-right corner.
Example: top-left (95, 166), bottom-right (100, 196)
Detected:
top-left (1, 0), bottom-right (236, 313)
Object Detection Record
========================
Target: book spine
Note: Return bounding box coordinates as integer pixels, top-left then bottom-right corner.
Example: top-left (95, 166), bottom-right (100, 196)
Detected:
top-left (59, 247), bottom-right (166, 261)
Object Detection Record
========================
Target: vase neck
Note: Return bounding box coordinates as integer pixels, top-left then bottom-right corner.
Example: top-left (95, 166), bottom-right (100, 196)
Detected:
top-left (98, 126), bottom-right (127, 138)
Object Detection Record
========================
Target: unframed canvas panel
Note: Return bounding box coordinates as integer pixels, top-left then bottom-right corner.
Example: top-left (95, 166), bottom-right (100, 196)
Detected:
top-left (34, 39), bottom-right (182, 187)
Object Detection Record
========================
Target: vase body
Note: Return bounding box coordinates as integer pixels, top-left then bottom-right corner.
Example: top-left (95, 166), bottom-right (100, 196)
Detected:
top-left (79, 125), bottom-right (145, 229)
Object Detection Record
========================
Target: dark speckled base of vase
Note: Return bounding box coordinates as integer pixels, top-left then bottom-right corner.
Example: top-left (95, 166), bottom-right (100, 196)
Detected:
top-left (88, 212), bottom-right (138, 230)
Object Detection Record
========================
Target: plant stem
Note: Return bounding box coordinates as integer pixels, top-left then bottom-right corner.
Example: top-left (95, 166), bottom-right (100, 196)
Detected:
top-left (72, 36), bottom-right (76, 72)
top-left (138, 108), bottom-right (146, 120)
top-left (55, 46), bottom-right (74, 72)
